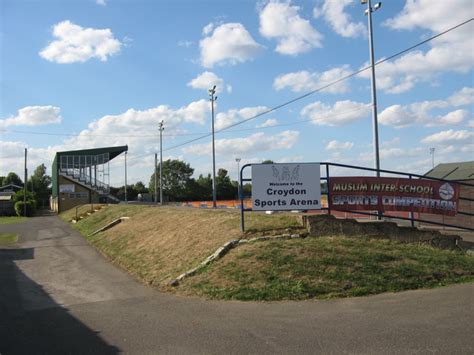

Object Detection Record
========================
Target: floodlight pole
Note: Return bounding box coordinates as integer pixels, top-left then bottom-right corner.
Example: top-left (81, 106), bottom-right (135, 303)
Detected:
top-left (209, 86), bottom-right (217, 208)
top-left (124, 151), bottom-right (128, 203)
top-left (154, 153), bottom-right (158, 203)
top-left (24, 148), bottom-right (27, 216)
top-left (363, 0), bottom-right (381, 178)
top-left (159, 120), bottom-right (164, 205)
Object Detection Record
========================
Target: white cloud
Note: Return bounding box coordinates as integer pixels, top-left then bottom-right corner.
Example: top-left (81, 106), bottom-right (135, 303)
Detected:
top-left (300, 100), bottom-right (371, 126)
top-left (187, 71), bottom-right (226, 93)
top-left (257, 118), bottom-right (279, 128)
top-left (421, 129), bottom-right (474, 145)
top-left (259, 1), bottom-right (322, 55)
top-left (359, 1), bottom-right (474, 93)
top-left (178, 40), bottom-right (193, 48)
top-left (96, 0), bottom-right (106, 5)
top-left (448, 87), bottom-right (474, 106)
top-left (40, 21), bottom-right (122, 63)
top-left (59, 100), bottom-right (209, 153)
top-left (379, 87), bottom-right (473, 128)
top-left (0, 140), bottom-right (57, 177)
top-left (273, 65), bottom-right (351, 94)
top-left (468, 120), bottom-right (474, 128)
top-left (0, 106), bottom-right (62, 128)
top-left (382, 137), bottom-right (401, 146)
top-left (315, 0), bottom-right (366, 38)
top-left (183, 130), bottom-right (299, 156)
top-left (325, 140), bottom-right (354, 151)
top-left (436, 110), bottom-right (469, 125)
top-left (215, 106), bottom-right (268, 130)
top-left (199, 23), bottom-right (262, 68)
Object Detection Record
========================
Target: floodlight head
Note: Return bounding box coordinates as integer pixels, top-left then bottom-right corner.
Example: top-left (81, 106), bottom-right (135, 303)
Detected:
top-left (374, 2), bottom-right (382, 10)
top-left (361, 0), bottom-right (367, 4)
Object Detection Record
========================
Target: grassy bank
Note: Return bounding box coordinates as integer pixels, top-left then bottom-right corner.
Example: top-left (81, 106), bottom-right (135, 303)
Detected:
top-left (63, 205), bottom-right (474, 300)
top-left (0, 233), bottom-right (18, 246)
top-left (0, 216), bottom-right (27, 225)
top-left (183, 237), bottom-right (474, 301)
top-left (63, 204), bottom-right (304, 287)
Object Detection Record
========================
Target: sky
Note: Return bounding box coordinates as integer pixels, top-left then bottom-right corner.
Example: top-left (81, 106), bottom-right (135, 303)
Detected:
top-left (1, 0), bottom-right (473, 187)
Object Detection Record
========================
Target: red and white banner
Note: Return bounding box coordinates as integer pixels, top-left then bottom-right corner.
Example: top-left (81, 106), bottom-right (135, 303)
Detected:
top-left (329, 177), bottom-right (460, 216)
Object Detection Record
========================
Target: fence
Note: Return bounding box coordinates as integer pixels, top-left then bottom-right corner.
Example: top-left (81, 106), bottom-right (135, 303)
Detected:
top-left (239, 162), bottom-right (474, 232)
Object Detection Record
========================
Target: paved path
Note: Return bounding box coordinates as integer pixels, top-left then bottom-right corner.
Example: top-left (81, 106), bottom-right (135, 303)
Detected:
top-left (1, 215), bottom-right (473, 354)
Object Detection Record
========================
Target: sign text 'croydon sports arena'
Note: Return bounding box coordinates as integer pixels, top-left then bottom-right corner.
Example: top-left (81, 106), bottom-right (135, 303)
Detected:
top-left (252, 163), bottom-right (321, 211)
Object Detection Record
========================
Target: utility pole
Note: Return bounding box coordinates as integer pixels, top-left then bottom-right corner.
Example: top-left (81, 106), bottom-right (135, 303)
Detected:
top-left (209, 85), bottom-right (217, 208)
top-left (159, 120), bottom-right (164, 205)
top-left (154, 153), bottom-right (158, 203)
top-left (430, 148), bottom-right (435, 168)
top-left (362, 0), bottom-right (382, 177)
top-left (24, 148), bottom-right (27, 216)
top-left (124, 151), bottom-right (128, 203)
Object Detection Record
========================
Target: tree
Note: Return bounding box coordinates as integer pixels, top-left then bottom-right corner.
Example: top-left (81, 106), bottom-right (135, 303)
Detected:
top-left (149, 159), bottom-right (194, 201)
top-left (28, 164), bottom-right (51, 200)
top-left (133, 181), bottom-right (147, 194)
top-left (216, 168), bottom-right (237, 200)
top-left (4, 172), bottom-right (23, 186)
top-left (0, 176), bottom-right (5, 186)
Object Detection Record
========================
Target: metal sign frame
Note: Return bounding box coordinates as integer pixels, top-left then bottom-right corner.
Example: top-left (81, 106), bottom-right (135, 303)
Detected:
top-left (239, 162), bottom-right (474, 232)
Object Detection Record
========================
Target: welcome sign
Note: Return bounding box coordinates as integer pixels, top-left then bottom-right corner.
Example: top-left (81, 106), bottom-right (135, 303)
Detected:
top-left (252, 163), bottom-right (321, 211)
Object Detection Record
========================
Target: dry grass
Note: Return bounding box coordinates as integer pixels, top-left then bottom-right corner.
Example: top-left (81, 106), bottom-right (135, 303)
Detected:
top-left (66, 205), bottom-right (305, 288)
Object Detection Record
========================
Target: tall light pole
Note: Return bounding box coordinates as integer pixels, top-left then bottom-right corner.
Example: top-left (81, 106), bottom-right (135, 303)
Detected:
top-left (209, 85), bottom-right (218, 208)
top-left (430, 147), bottom-right (435, 168)
top-left (124, 151), bottom-right (128, 203)
top-left (24, 148), bottom-right (27, 216)
top-left (362, 0), bottom-right (382, 177)
top-left (235, 158), bottom-right (241, 200)
top-left (154, 153), bottom-right (158, 203)
top-left (159, 120), bottom-right (164, 205)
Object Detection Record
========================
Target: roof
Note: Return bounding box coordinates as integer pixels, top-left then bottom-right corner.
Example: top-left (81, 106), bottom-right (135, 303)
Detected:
top-left (55, 145), bottom-right (128, 161)
top-left (0, 183), bottom-right (23, 191)
top-left (424, 161), bottom-right (474, 181)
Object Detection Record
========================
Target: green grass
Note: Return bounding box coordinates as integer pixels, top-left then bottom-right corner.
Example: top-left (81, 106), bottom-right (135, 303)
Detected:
top-left (0, 216), bottom-right (27, 225)
top-left (185, 237), bottom-right (474, 301)
top-left (0, 233), bottom-right (19, 245)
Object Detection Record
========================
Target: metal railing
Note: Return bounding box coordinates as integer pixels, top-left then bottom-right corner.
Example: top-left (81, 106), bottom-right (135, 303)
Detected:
top-left (239, 162), bottom-right (473, 232)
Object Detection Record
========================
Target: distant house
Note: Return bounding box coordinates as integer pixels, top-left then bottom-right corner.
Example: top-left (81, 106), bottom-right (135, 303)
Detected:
top-left (421, 161), bottom-right (474, 230)
top-left (0, 184), bottom-right (23, 216)
top-left (0, 183), bottom-right (23, 193)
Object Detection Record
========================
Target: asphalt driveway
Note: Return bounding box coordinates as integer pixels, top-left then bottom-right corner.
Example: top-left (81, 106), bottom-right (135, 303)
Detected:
top-left (1, 215), bottom-right (473, 354)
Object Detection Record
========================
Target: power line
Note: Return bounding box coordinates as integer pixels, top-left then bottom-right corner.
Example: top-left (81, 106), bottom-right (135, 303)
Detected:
top-left (162, 18), bottom-right (473, 152)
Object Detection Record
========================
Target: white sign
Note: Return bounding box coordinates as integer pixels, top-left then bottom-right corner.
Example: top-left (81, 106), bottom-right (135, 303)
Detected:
top-left (252, 163), bottom-right (321, 211)
top-left (59, 184), bottom-right (75, 193)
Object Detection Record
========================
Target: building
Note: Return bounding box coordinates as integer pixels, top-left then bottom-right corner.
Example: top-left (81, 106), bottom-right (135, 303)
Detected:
top-left (0, 184), bottom-right (23, 216)
top-left (421, 161), bottom-right (474, 230)
top-left (51, 146), bottom-right (128, 213)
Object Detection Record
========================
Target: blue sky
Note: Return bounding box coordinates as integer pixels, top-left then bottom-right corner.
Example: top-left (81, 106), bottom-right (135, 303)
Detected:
top-left (1, 0), bottom-right (473, 186)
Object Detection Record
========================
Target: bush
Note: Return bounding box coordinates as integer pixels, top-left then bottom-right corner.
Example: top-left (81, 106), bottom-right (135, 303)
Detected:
top-left (14, 200), bottom-right (36, 217)
top-left (13, 190), bottom-right (36, 204)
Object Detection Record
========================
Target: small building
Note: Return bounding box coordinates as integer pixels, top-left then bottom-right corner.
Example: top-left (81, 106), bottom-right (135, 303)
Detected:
top-left (51, 145), bottom-right (128, 213)
top-left (0, 184), bottom-right (23, 216)
top-left (421, 161), bottom-right (474, 230)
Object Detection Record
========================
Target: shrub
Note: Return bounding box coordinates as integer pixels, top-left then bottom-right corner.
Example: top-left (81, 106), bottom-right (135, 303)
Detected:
top-left (14, 200), bottom-right (36, 217)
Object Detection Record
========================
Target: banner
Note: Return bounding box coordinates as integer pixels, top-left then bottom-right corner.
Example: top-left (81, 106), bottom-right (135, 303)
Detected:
top-left (252, 163), bottom-right (321, 211)
top-left (329, 177), bottom-right (459, 216)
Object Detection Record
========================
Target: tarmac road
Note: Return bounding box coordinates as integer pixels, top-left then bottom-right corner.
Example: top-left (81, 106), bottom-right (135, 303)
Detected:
top-left (1, 214), bottom-right (473, 354)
